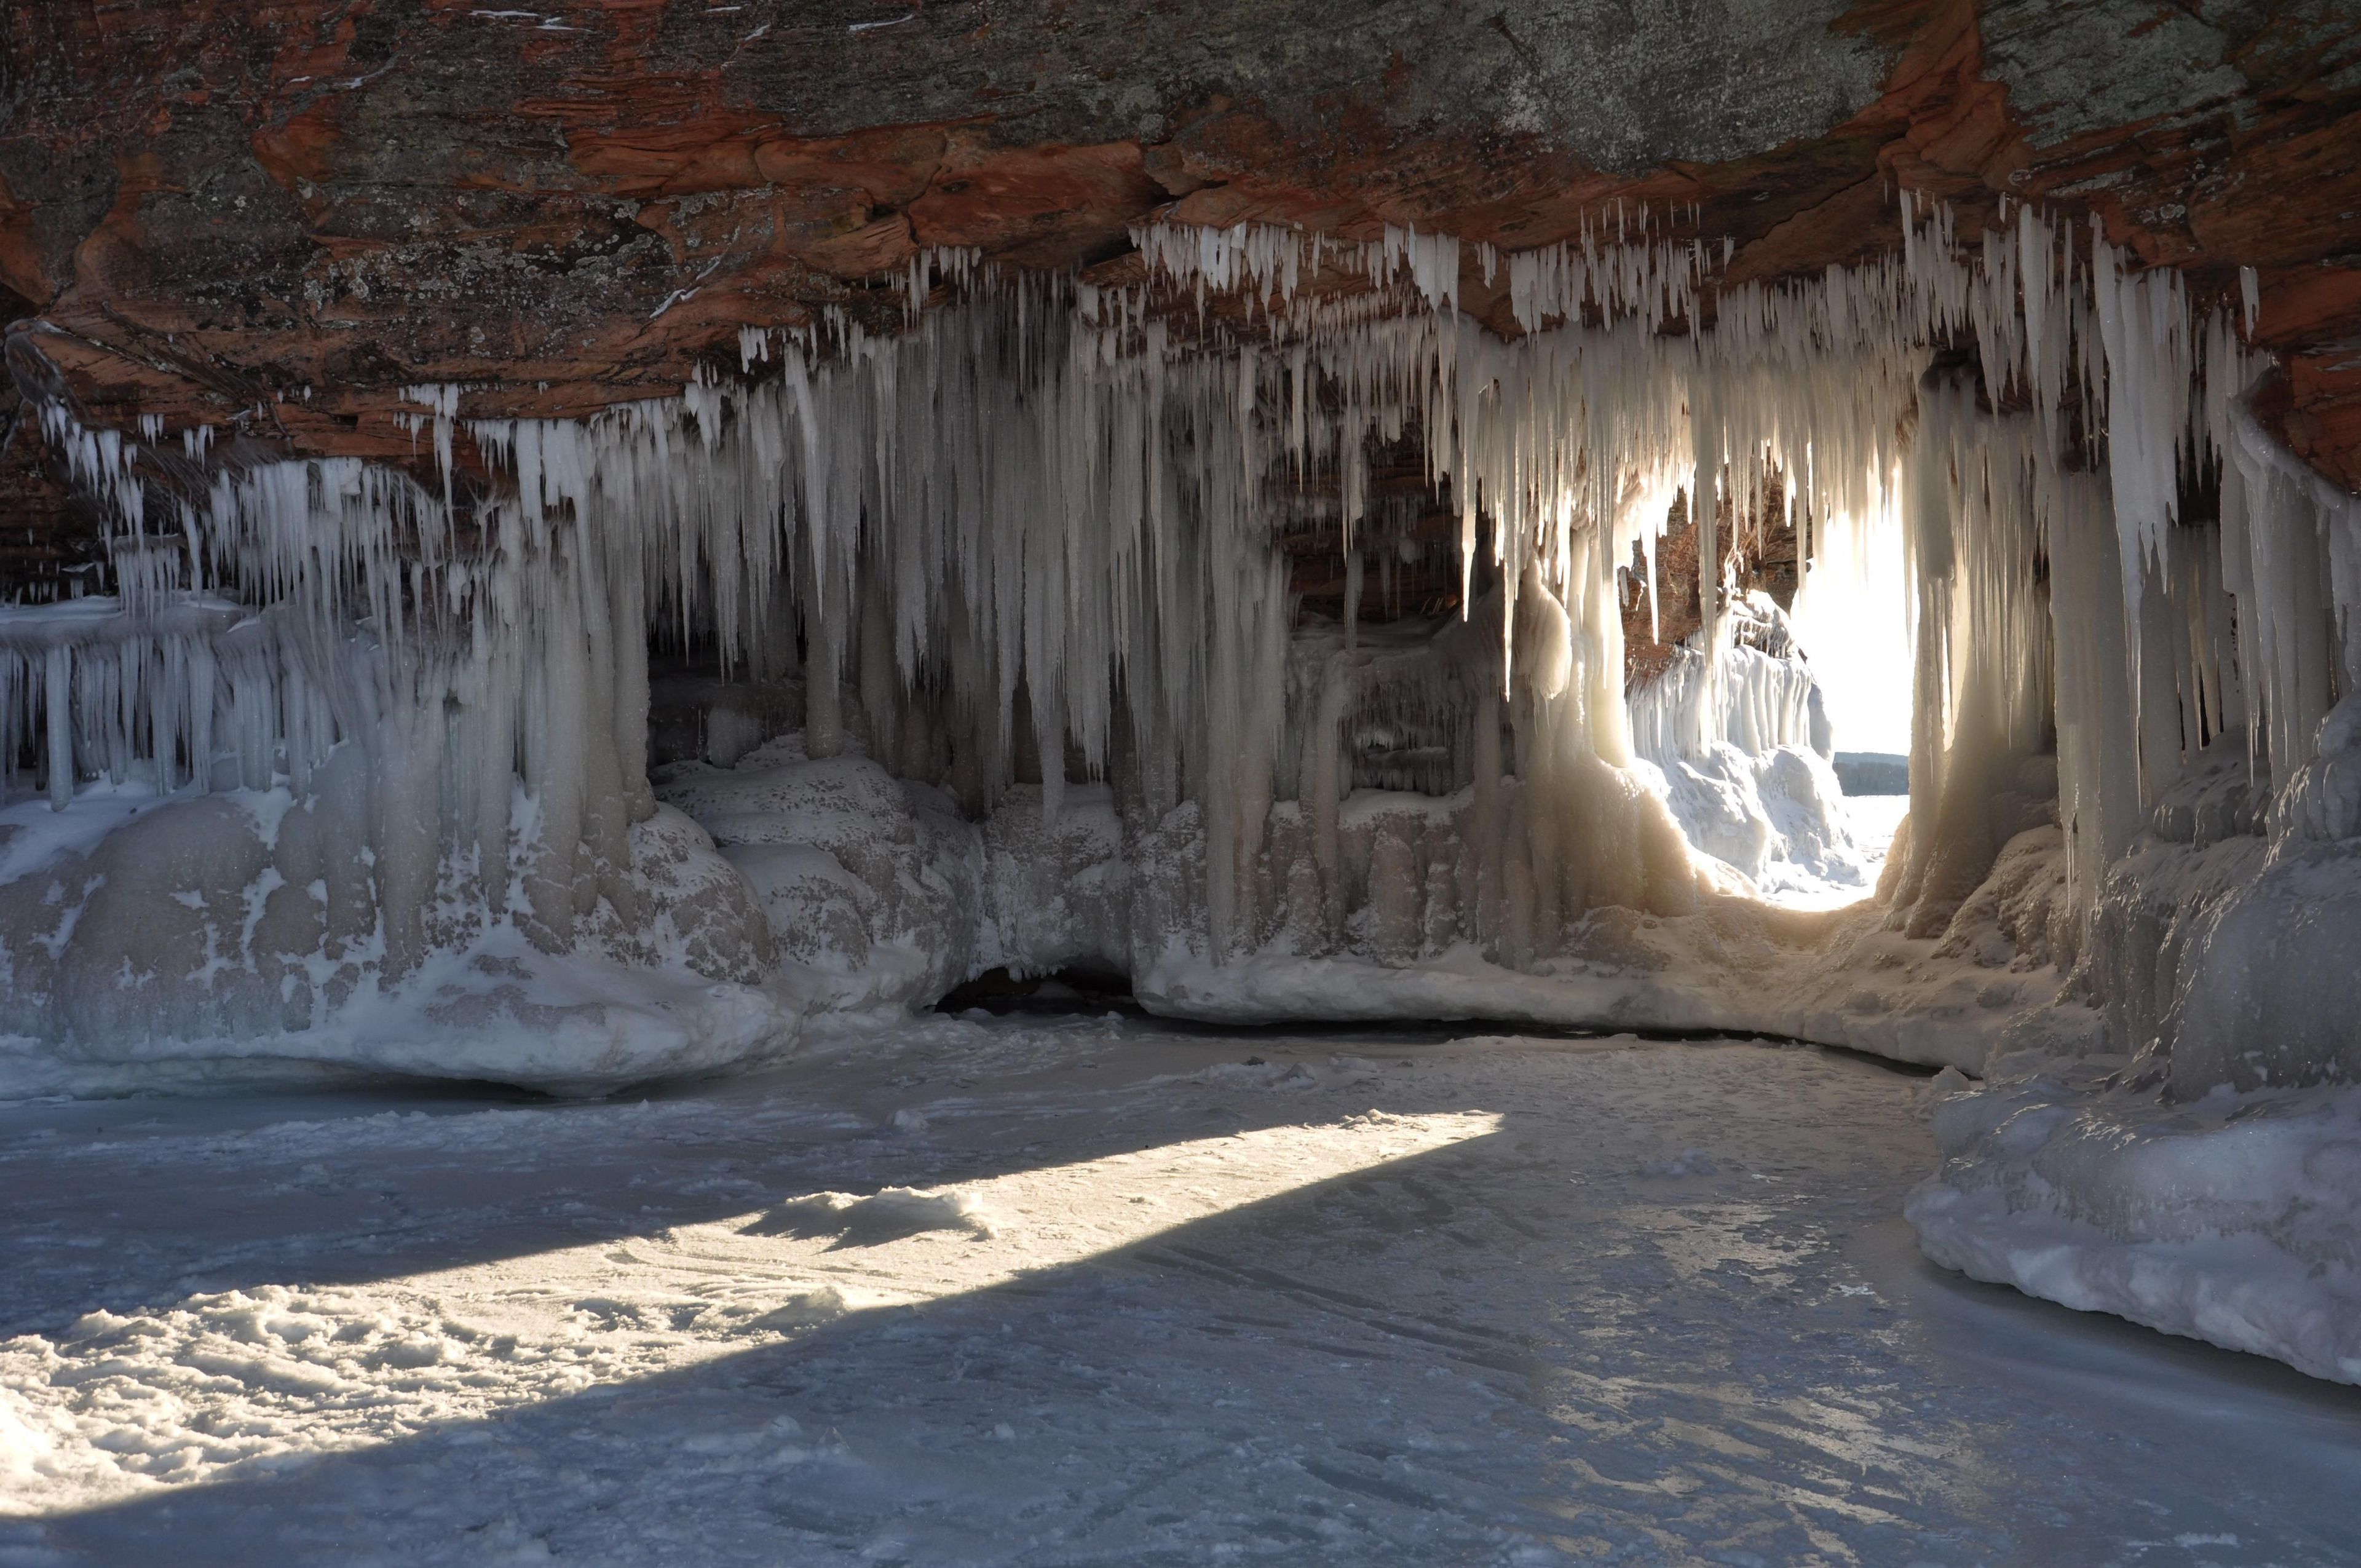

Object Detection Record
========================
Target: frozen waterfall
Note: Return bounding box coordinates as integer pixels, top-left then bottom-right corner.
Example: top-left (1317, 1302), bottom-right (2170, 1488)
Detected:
top-left (0, 199), bottom-right (2343, 1105)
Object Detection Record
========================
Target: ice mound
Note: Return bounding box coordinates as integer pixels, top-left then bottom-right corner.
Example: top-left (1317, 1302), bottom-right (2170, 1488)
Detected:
top-left (746, 1187), bottom-right (996, 1246)
top-left (657, 743), bottom-right (984, 1013)
top-left (0, 778), bottom-right (791, 1095)
top-left (1636, 740), bottom-right (1875, 900)
top-left (1904, 707), bottom-right (2361, 1387)
top-left (1907, 1072), bottom-right (2361, 1385)
top-left (652, 745), bottom-right (1131, 1012)
top-left (2155, 699), bottom-right (2361, 1095)
top-left (977, 782), bottom-right (1130, 980)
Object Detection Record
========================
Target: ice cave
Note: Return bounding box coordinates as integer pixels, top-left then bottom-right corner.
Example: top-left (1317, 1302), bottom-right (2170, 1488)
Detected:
top-left (3, 2), bottom-right (2361, 1561)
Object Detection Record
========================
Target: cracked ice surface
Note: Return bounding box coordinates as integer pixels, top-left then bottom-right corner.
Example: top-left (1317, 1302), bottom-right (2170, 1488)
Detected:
top-left (4, 1019), bottom-right (2358, 1565)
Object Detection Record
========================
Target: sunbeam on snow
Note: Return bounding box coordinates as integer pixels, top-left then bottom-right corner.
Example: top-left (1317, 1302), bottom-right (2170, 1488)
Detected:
top-left (0, 1111), bottom-right (1498, 1517)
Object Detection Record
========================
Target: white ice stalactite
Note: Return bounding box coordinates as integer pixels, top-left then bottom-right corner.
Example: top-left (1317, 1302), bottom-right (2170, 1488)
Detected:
top-left (2092, 224), bottom-right (2197, 802)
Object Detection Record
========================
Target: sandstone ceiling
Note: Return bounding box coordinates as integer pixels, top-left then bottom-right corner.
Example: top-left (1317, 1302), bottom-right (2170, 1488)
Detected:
top-left (1, 0), bottom-right (2357, 591)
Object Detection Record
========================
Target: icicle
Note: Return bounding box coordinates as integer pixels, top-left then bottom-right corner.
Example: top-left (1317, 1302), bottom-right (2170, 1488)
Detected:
top-left (44, 644), bottom-right (71, 809)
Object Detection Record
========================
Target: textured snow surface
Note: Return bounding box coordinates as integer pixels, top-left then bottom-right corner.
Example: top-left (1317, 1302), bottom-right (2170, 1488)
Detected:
top-left (4, 1019), bottom-right (2357, 1564)
top-left (1908, 1070), bottom-right (2361, 1386)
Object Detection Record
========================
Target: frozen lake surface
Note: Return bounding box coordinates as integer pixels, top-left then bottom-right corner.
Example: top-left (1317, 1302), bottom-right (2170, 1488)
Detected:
top-left (4, 1016), bottom-right (2358, 1566)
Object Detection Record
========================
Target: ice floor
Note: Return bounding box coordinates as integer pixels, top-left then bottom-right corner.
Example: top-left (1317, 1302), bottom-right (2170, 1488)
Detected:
top-left (4, 1018), bottom-right (2359, 1566)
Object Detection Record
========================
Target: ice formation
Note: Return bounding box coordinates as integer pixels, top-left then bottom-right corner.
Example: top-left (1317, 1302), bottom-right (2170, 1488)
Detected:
top-left (1624, 589), bottom-right (1872, 898)
top-left (1909, 1066), bottom-right (2361, 1386)
top-left (0, 200), bottom-right (2300, 1069)
top-left (11, 188), bottom-right (2361, 1363)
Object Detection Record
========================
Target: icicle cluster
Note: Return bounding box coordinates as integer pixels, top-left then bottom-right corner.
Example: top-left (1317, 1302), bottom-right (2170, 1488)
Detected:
top-left (1130, 218), bottom-right (1468, 317)
top-left (1505, 202), bottom-right (1725, 335)
top-left (6, 188), bottom-right (2330, 991)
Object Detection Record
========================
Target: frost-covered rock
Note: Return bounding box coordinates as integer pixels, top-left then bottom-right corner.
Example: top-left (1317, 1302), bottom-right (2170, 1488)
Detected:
top-left (1631, 740), bottom-right (1878, 899)
top-left (2073, 726), bottom-right (2361, 1097)
top-left (652, 743), bottom-right (1146, 1010)
top-left (2164, 842), bottom-right (2361, 1095)
top-left (1932, 824), bottom-right (2071, 972)
top-left (2272, 691), bottom-right (2361, 847)
top-left (1635, 743), bottom-right (1778, 881)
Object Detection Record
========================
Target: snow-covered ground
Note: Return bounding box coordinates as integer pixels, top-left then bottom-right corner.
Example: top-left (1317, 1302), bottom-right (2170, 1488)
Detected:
top-left (5, 1018), bottom-right (2357, 1566)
